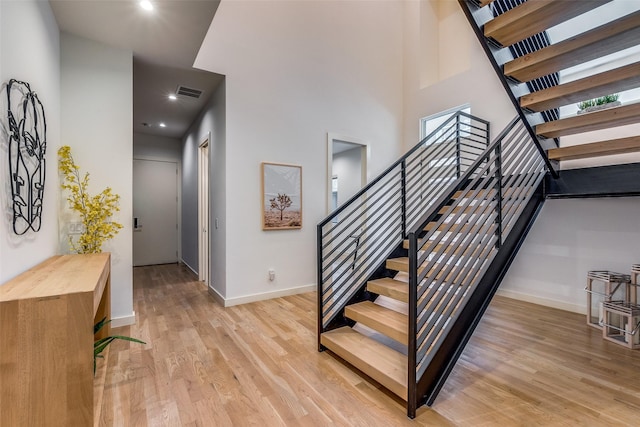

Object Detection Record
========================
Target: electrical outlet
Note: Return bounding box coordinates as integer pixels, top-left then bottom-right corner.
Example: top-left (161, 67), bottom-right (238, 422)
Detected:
top-left (68, 222), bottom-right (84, 235)
top-left (268, 269), bottom-right (275, 281)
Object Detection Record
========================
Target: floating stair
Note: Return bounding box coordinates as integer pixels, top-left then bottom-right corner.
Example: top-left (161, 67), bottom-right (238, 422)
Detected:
top-left (520, 62), bottom-right (640, 112)
top-left (504, 11), bottom-right (640, 83)
top-left (547, 136), bottom-right (640, 161)
top-left (345, 301), bottom-right (407, 345)
top-left (320, 327), bottom-right (408, 400)
top-left (367, 278), bottom-right (408, 303)
top-left (536, 103), bottom-right (640, 139)
top-left (484, 0), bottom-right (610, 48)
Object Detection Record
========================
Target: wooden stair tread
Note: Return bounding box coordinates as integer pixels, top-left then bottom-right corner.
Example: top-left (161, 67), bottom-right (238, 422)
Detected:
top-left (521, 61), bottom-right (640, 112)
top-left (485, 0), bottom-right (610, 48)
top-left (367, 278), bottom-right (408, 303)
top-left (504, 11), bottom-right (640, 83)
top-left (453, 188), bottom-right (495, 199)
top-left (386, 258), bottom-right (462, 282)
top-left (424, 221), bottom-right (481, 233)
top-left (321, 327), bottom-right (407, 400)
top-left (478, 0), bottom-right (495, 6)
top-left (345, 301), bottom-right (407, 345)
top-left (547, 136), bottom-right (640, 161)
top-left (536, 102), bottom-right (640, 138)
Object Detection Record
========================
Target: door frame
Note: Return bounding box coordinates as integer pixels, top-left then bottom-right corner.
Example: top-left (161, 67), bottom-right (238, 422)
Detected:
top-left (198, 135), bottom-right (210, 285)
top-left (326, 133), bottom-right (369, 214)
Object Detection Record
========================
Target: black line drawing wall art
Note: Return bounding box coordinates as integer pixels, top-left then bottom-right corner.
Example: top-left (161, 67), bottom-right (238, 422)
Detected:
top-left (6, 79), bottom-right (47, 235)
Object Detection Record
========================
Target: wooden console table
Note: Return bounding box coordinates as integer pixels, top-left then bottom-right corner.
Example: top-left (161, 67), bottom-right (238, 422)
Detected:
top-left (0, 253), bottom-right (111, 426)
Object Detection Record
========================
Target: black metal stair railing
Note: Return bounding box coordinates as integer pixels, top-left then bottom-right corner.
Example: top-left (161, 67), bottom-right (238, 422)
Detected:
top-left (405, 116), bottom-right (546, 417)
top-left (317, 112), bottom-right (490, 347)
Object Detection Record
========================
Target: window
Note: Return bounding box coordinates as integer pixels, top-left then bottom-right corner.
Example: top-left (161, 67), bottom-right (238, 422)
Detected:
top-left (420, 104), bottom-right (471, 141)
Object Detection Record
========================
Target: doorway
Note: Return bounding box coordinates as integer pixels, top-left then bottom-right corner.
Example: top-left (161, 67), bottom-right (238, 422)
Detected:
top-left (326, 133), bottom-right (368, 214)
top-left (132, 159), bottom-right (179, 266)
top-left (198, 138), bottom-right (210, 285)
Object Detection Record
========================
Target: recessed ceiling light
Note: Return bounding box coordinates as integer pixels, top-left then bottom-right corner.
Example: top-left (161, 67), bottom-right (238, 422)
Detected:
top-left (140, 1), bottom-right (154, 11)
top-left (159, 123), bottom-right (166, 128)
top-left (168, 94), bottom-right (177, 101)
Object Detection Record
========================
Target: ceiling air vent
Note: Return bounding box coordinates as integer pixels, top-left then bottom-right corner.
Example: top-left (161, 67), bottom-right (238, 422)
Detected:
top-left (176, 85), bottom-right (203, 99)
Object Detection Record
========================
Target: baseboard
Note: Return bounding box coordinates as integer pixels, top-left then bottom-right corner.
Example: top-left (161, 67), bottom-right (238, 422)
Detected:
top-left (496, 289), bottom-right (584, 315)
top-left (110, 311), bottom-right (136, 327)
top-left (181, 259), bottom-right (198, 276)
top-left (208, 286), bottom-right (225, 306)
top-left (211, 284), bottom-right (316, 307)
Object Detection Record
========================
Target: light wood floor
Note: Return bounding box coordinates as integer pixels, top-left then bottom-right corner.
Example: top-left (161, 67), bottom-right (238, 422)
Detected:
top-left (97, 264), bottom-right (640, 426)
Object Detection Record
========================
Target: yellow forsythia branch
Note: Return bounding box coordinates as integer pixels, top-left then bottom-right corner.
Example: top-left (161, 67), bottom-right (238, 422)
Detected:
top-left (58, 146), bottom-right (123, 254)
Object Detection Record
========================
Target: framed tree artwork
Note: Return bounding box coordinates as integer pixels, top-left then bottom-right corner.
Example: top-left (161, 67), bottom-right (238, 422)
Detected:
top-left (261, 162), bottom-right (302, 230)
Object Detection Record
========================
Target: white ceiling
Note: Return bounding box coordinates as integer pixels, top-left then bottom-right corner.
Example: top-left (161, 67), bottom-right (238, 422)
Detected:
top-left (50, 0), bottom-right (223, 139)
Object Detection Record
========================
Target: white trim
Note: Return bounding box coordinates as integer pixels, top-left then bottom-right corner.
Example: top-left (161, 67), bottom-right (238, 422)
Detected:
top-left (496, 289), bottom-right (584, 315)
top-left (211, 284), bottom-right (316, 307)
top-left (198, 135), bottom-right (211, 285)
top-left (110, 311), bottom-right (136, 327)
top-left (182, 260), bottom-right (198, 276)
top-left (208, 286), bottom-right (225, 306)
top-left (326, 133), bottom-right (369, 214)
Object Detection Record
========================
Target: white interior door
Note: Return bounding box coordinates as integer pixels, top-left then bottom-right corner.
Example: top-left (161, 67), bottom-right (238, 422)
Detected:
top-left (133, 159), bottom-right (178, 266)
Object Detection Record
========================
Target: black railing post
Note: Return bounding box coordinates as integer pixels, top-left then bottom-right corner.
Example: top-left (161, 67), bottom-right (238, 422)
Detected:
top-left (407, 232), bottom-right (418, 419)
top-left (401, 160), bottom-right (407, 237)
top-left (456, 114), bottom-right (462, 178)
top-left (495, 141), bottom-right (503, 249)
top-left (317, 223), bottom-right (325, 351)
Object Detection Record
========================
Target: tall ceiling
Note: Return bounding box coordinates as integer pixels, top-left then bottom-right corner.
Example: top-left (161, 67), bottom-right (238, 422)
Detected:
top-left (50, 0), bottom-right (223, 139)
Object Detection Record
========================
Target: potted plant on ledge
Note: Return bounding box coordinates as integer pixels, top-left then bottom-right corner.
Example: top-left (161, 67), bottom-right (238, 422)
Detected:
top-left (577, 94), bottom-right (621, 115)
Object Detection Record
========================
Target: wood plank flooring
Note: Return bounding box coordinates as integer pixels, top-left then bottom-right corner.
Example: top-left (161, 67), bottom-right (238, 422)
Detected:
top-left (97, 264), bottom-right (640, 426)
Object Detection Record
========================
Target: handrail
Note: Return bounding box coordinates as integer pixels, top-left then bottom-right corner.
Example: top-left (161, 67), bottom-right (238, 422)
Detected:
top-left (317, 111), bottom-right (489, 228)
top-left (406, 115), bottom-right (547, 417)
top-left (409, 116), bottom-right (521, 237)
top-left (317, 111), bottom-right (491, 349)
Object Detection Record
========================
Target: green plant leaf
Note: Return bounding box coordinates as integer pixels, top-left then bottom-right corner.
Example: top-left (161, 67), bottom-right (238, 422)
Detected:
top-left (94, 316), bottom-right (112, 334)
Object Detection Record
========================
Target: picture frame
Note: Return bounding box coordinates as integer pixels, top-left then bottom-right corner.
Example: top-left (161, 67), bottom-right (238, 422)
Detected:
top-left (261, 162), bottom-right (302, 230)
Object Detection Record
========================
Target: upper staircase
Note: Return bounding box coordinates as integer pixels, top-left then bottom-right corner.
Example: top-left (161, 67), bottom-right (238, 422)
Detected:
top-left (460, 0), bottom-right (640, 170)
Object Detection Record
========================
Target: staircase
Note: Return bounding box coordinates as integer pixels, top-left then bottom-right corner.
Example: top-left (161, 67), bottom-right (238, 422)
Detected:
top-left (460, 0), bottom-right (640, 170)
top-left (318, 1), bottom-right (640, 419)
top-left (317, 113), bottom-right (545, 418)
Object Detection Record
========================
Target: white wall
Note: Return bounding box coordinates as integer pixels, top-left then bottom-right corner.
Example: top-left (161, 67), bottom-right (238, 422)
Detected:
top-left (134, 132), bottom-right (181, 162)
top-left (403, 0), bottom-right (515, 151)
top-left (182, 80), bottom-right (226, 297)
top-left (332, 147), bottom-right (362, 206)
top-left (60, 33), bottom-right (134, 323)
top-left (0, 0), bottom-right (60, 283)
top-left (194, 0), bottom-right (404, 304)
top-left (499, 198), bottom-right (640, 313)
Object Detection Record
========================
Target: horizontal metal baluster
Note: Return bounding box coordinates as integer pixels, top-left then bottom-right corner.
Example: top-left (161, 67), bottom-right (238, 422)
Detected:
top-left (322, 224), bottom-right (403, 322)
top-left (416, 236), bottom-right (497, 369)
top-left (321, 201), bottom-right (402, 283)
top-left (322, 206), bottom-right (404, 294)
top-left (321, 170), bottom-right (401, 240)
top-left (321, 188), bottom-right (402, 265)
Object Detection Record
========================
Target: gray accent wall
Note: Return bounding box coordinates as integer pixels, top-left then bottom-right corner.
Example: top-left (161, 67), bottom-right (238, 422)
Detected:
top-left (181, 79), bottom-right (226, 296)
